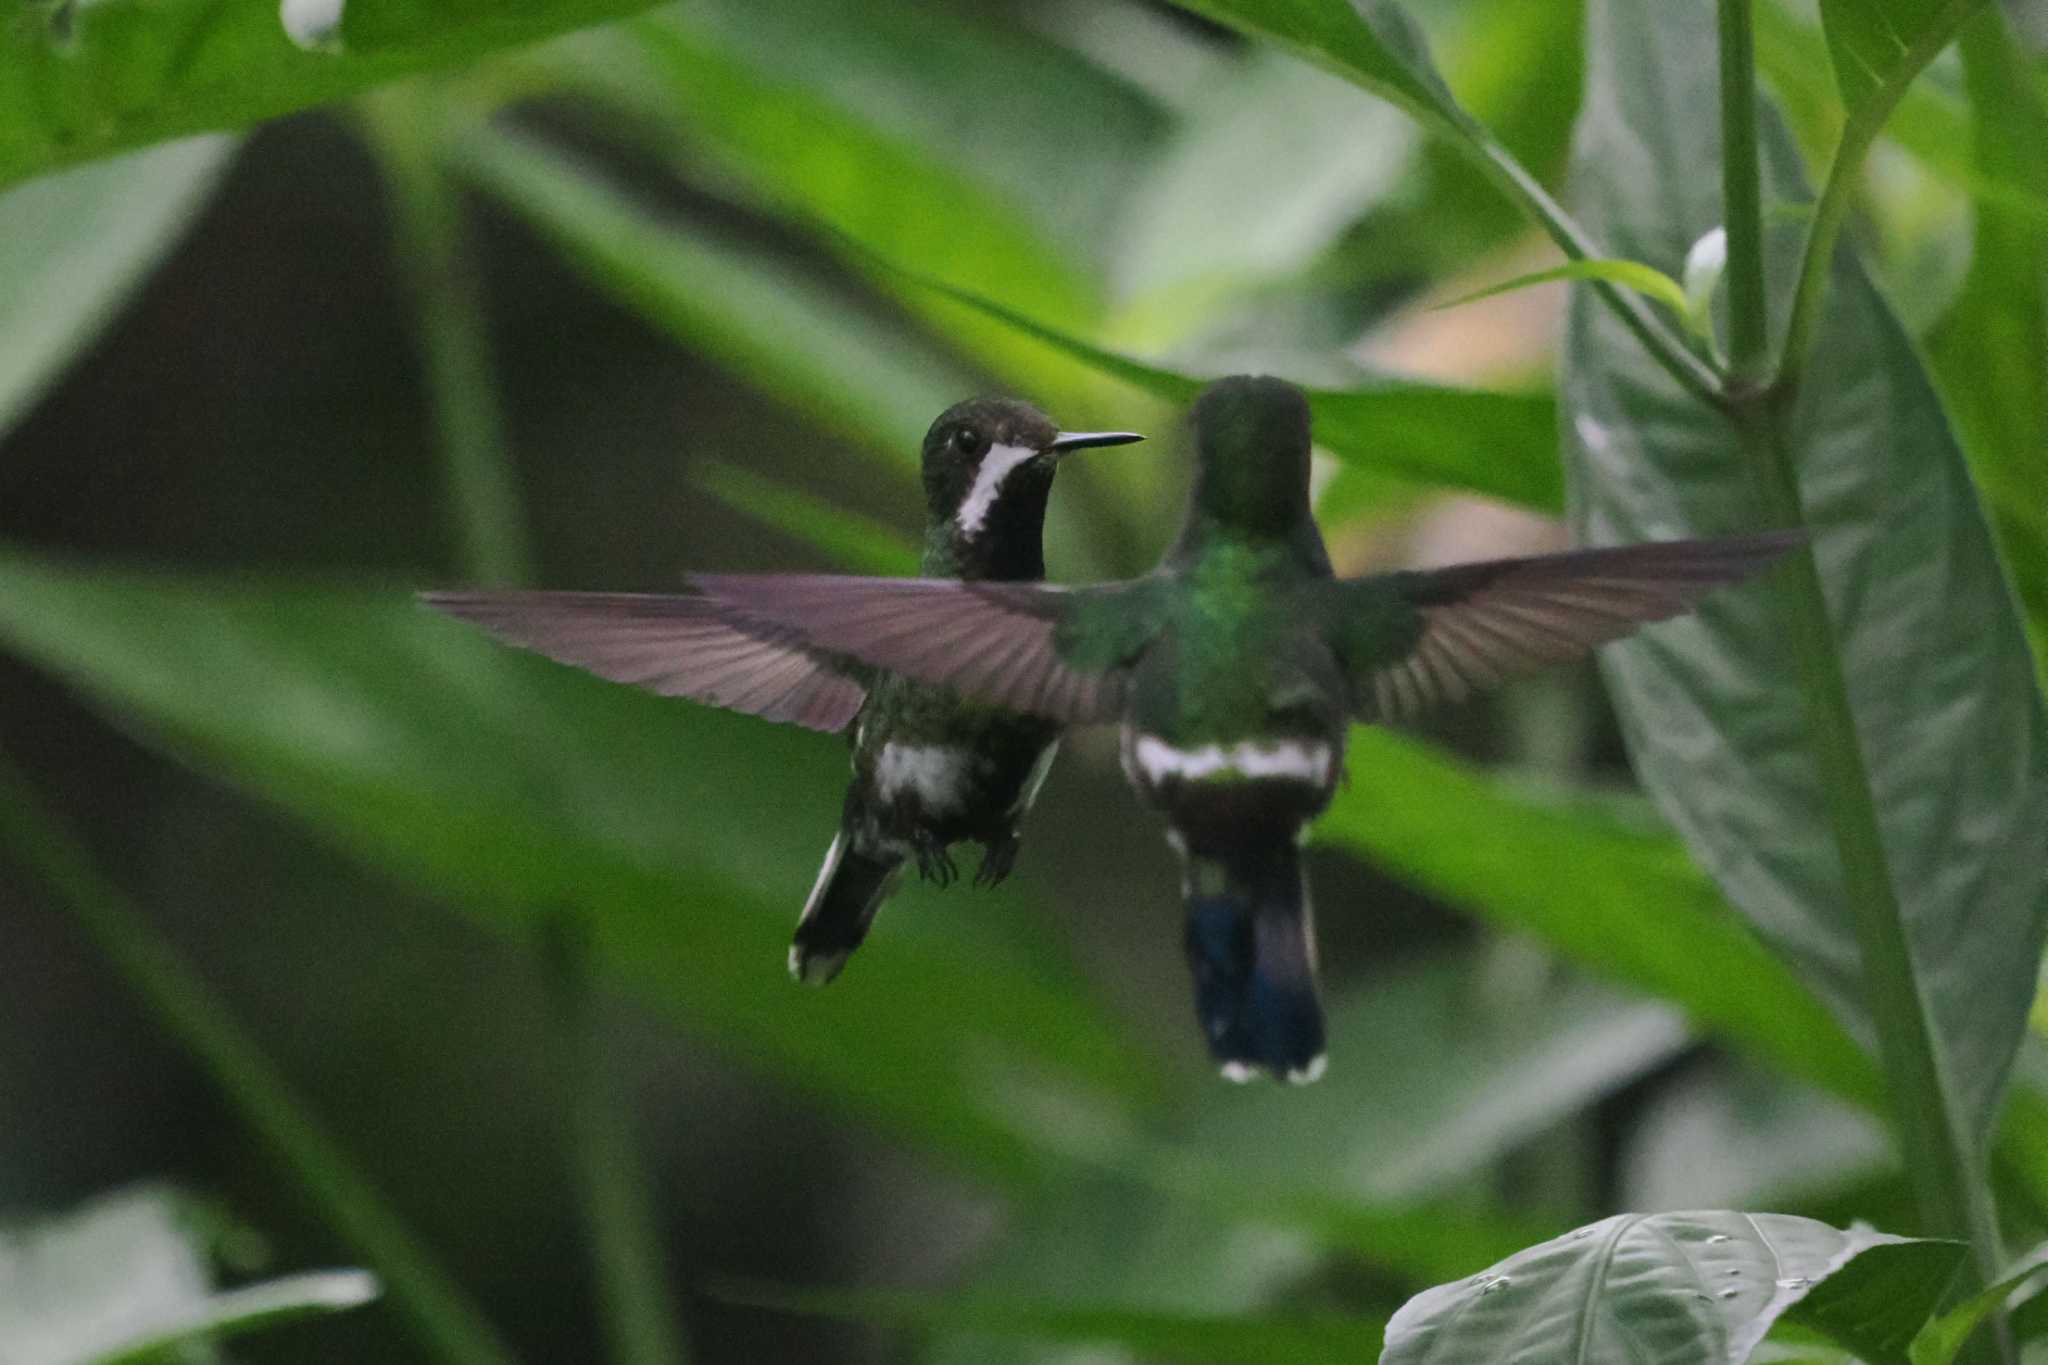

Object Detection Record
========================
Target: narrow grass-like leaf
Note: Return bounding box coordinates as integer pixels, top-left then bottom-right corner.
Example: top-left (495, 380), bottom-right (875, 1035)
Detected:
top-left (449, 126), bottom-right (962, 472)
top-left (0, 551), bottom-right (1158, 1183)
top-left (0, 136), bottom-right (233, 434)
top-left (1382, 1213), bottom-right (1964, 1365)
top-left (0, 0), bottom-right (672, 187)
top-left (1434, 258), bottom-right (1694, 324)
top-left (694, 463), bottom-right (920, 577)
top-left (87, 1270), bottom-right (381, 1365)
top-left (840, 249), bottom-right (1565, 511)
top-left (0, 774), bottom-right (519, 1365)
top-left (713, 1280), bottom-right (1385, 1365)
top-left (1567, 0), bottom-right (2047, 1167)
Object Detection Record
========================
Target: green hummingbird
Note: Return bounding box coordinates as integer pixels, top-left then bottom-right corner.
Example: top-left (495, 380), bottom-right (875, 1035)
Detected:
top-left (422, 398), bottom-right (1141, 984)
top-left (685, 375), bottom-right (1798, 1082)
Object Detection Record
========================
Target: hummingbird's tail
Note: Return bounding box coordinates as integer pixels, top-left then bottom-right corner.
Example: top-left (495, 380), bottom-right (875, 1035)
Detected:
top-left (790, 833), bottom-right (901, 985)
top-left (1180, 838), bottom-right (1326, 1084)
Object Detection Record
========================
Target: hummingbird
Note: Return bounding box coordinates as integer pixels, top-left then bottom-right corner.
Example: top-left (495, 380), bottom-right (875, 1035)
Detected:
top-left (422, 398), bottom-right (1141, 984)
top-left (684, 375), bottom-right (1799, 1083)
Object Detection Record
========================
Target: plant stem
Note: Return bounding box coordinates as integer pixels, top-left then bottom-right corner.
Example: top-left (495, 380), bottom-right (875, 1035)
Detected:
top-left (1462, 130), bottom-right (1728, 407)
top-left (363, 89), bottom-right (533, 587)
top-left (1715, 0), bottom-right (1768, 382)
top-left (1715, 3), bottom-right (2008, 1355)
top-left (541, 913), bottom-right (693, 1365)
top-left (0, 754), bottom-right (520, 1365)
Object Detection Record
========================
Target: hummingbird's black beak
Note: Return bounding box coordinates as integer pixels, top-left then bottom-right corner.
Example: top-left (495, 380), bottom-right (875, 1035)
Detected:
top-left (1045, 430), bottom-right (1144, 460)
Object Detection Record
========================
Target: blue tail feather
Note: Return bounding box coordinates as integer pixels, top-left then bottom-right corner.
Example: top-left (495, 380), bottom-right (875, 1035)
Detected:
top-left (1181, 840), bottom-right (1325, 1083)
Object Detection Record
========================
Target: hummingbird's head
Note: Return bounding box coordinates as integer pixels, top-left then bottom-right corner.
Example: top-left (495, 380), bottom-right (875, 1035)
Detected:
top-left (1188, 376), bottom-right (1313, 536)
top-left (921, 397), bottom-right (1142, 545)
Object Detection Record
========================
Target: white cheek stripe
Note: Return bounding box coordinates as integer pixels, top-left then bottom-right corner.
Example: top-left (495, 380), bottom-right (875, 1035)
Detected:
top-left (954, 443), bottom-right (1038, 538)
top-left (1132, 735), bottom-right (1334, 786)
top-left (875, 742), bottom-right (971, 812)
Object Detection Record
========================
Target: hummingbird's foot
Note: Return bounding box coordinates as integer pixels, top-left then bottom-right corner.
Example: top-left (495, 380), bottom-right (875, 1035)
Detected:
top-left (912, 836), bottom-right (958, 888)
top-left (972, 834), bottom-right (1020, 888)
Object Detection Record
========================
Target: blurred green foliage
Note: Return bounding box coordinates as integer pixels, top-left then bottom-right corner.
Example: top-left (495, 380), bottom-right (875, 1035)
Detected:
top-left (0, 0), bottom-right (2044, 1363)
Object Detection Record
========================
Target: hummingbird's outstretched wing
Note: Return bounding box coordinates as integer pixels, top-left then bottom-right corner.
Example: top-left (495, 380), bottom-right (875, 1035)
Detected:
top-left (1327, 532), bottom-right (1802, 722)
top-left (686, 574), bottom-right (1169, 724)
top-left (420, 590), bottom-right (871, 733)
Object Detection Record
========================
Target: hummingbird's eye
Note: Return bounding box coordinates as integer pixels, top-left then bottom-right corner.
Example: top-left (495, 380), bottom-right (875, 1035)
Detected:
top-left (953, 426), bottom-right (983, 456)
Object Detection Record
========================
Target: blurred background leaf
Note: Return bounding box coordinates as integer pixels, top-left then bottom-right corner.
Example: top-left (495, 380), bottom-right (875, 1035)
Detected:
top-left (0, 137), bottom-right (236, 433)
top-left (0, 0), bottom-right (2038, 1361)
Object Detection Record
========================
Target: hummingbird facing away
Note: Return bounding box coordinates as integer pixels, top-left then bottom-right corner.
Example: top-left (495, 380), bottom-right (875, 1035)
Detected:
top-left (423, 398), bottom-right (1141, 984)
top-left (687, 376), bottom-right (1800, 1083)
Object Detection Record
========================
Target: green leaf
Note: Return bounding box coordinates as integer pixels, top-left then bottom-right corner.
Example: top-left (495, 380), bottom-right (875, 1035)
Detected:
top-left (1382, 1213), bottom-right (1965, 1365)
top-left (1926, 8), bottom-right (2048, 674)
top-left (0, 550), bottom-right (1159, 1183)
top-left (0, 136), bottom-right (234, 435)
top-left (1163, 0), bottom-right (1723, 402)
top-left (0, 0), bottom-right (674, 188)
top-left (1565, 0), bottom-right (2048, 1155)
top-left (87, 1270), bottom-right (381, 1365)
top-left (1317, 729), bottom-right (1879, 1109)
top-left (713, 1281), bottom-right (1385, 1365)
top-left (1165, 0), bottom-right (1464, 130)
top-left (1433, 258), bottom-right (1694, 324)
top-left (1108, 46), bottom-right (1418, 341)
top-left (843, 252), bottom-right (1566, 511)
top-left (694, 462), bottom-right (921, 577)
top-left (1910, 1242), bottom-right (2048, 1365)
top-left (624, 0), bottom-right (1160, 282)
top-left (449, 126), bottom-right (963, 471)
top-left (1816, 0), bottom-right (1985, 115)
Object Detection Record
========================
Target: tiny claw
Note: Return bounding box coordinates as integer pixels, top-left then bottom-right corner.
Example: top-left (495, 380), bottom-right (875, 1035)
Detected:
top-left (973, 835), bottom-right (1020, 888)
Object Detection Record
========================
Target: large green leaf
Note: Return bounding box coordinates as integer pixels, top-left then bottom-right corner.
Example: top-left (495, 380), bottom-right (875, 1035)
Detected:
top-left (0, 0), bottom-right (673, 188)
top-left (1927, 8), bottom-right (2048, 671)
top-left (1317, 730), bottom-right (1879, 1109)
top-left (0, 550), bottom-right (1158, 1183)
top-left (1564, 0), bottom-right (2048, 1150)
top-left (0, 135), bottom-right (234, 434)
top-left (1382, 1213), bottom-right (1966, 1365)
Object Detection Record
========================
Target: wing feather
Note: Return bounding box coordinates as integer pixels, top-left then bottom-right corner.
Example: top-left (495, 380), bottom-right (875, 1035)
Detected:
top-left (688, 573), bottom-right (1159, 725)
top-left (421, 590), bottom-right (868, 733)
top-left (1339, 532), bottom-right (1800, 722)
